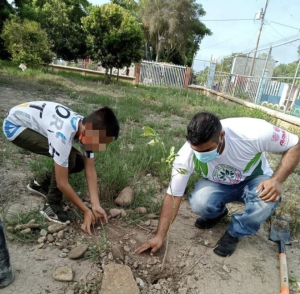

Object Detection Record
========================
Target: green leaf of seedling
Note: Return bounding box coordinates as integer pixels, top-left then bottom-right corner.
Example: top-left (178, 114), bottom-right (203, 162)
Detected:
top-left (147, 139), bottom-right (161, 146)
top-left (140, 126), bottom-right (157, 137)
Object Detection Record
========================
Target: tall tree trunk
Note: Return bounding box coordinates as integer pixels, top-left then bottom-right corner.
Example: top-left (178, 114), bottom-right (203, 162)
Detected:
top-left (117, 68), bottom-right (119, 82)
top-left (156, 40), bottom-right (160, 62)
top-left (145, 41), bottom-right (148, 60)
top-left (104, 67), bottom-right (109, 84)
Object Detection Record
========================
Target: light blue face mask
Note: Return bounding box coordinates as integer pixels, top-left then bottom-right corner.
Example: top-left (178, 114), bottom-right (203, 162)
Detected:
top-left (193, 140), bottom-right (222, 163)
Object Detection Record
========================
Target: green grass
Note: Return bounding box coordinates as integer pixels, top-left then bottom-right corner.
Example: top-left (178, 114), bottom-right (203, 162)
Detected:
top-left (1, 59), bottom-right (299, 235)
top-left (74, 278), bottom-right (102, 294)
top-left (4, 210), bottom-right (48, 243)
top-left (84, 225), bottom-right (109, 261)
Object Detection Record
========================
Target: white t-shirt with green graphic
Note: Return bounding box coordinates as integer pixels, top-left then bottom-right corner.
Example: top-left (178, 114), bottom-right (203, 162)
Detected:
top-left (167, 118), bottom-right (299, 196)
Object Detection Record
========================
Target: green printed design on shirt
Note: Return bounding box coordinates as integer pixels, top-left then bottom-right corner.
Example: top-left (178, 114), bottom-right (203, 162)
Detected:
top-left (244, 160), bottom-right (264, 181)
top-left (193, 155), bottom-right (208, 177)
top-left (243, 152), bottom-right (262, 173)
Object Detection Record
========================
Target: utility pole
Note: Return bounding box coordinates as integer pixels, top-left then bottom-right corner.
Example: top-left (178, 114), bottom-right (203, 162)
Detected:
top-left (249, 0), bottom-right (270, 77)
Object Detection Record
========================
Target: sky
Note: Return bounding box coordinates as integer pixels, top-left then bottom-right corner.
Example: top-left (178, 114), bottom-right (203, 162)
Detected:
top-left (89, 0), bottom-right (300, 71)
top-left (8, 0), bottom-right (300, 71)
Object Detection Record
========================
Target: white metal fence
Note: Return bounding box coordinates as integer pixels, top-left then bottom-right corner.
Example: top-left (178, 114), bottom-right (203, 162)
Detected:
top-left (140, 61), bottom-right (187, 88)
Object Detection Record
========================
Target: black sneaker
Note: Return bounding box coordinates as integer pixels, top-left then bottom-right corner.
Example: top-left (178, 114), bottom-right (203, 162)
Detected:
top-left (195, 208), bottom-right (228, 229)
top-left (27, 179), bottom-right (48, 199)
top-left (213, 231), bottom-right (239, 257)
top-left (40, 203), bottom-right (71, 224)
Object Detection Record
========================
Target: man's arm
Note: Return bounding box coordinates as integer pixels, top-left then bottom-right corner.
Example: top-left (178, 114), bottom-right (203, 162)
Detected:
top-left (272, 138), bottom-right (300, 183)
top-left (258, 138), bottom-right (300, 202)
top-left (135, 193), bottom-right (182, 255)
top-left (84, 157), bottom-right (108, 223)
top-left (54, 163), bottom-right (96, 234)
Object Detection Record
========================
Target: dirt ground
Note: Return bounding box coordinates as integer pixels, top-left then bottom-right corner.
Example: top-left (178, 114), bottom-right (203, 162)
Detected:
top-left (1, 78), bottom-right (300, 294)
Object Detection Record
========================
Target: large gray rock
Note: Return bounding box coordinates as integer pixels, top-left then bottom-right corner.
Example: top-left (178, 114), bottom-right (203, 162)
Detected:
top-left (68, 244), bottom-right (88, 259)
top-left (53, 266), bottom-right (73, 282)
top-left (47, 234), bottom-right (55, 243)
top-left (99, 263), bottom-right (140, 294)
top-left (48, 224), bottom-right (66, 234)
top-left (109, 209), bottom-right (121, 218)
top-left (40, 229), bottom-right (47, 236)
top-left (57, 230), bottom-right (65, 240)
top-left (135, 207), bottom-right (147, 214)
top-left (114, 187), bottom-right (134, 207)
top-left (111, 244), bottom-right (124, 261)
top-left (20, 228), bottom-right (31, 234)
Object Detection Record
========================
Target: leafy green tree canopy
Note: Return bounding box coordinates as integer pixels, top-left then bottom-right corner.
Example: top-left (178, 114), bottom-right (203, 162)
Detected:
top-left (15, 0), bottom-right (89, 61)
top-left (1, 17), bottom-right (54, 66)
top-left (140, 0), bottom-right (211, 64)
top-left (82, 3), bottom-right (144, 73)
top-left (0, 0), bottom-right (14, 59)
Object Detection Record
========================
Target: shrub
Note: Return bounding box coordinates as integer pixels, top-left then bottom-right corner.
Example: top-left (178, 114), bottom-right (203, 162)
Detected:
top-left (1, 17), bottom-right (55, 67)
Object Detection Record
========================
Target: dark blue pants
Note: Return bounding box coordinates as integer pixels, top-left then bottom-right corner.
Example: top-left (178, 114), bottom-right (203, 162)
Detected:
top-left (0, 219), bottom-right (14, 288)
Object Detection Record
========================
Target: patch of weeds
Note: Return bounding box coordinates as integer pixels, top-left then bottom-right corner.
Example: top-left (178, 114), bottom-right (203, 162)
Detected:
top-left (28, 156), bottom-right (53, 177)
top-left (0, 192), bottom-right (10, 208)
top-left (0, 148), bottom-right (9, 166)
top-left (84, 226), bottom-right (109, 261)
top-left (69, 172), bottom-right (87, 199)
top-left (74, 277), bottom-right (102, 294)
top-left (289, 275), bottom-right (298, 292)
top-left (124, 211), bottom-right (148, 226)
top-left (18, 148), bottom-right (31, 155)
top-left (14, 156), bottom-right (21, 167)
top-left (4, 209), bottom-right (48, 243)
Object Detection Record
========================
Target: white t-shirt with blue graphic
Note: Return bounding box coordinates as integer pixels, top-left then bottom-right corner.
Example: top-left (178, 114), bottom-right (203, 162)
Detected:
top-left (167, 118), bottom-right (299, 196)
top-left (2, 101), bottom-right (94, 167)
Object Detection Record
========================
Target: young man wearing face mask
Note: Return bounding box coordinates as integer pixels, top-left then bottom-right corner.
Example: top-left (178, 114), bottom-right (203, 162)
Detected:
top-left (3, 102), bottom-right (119, 234)
top-left (136, 112), bottom-right (300, 257)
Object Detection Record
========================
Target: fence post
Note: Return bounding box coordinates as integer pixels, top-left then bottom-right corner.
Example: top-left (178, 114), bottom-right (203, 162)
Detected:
top-left (184, 67), bottom-right (191, 89)
top-left (135, 63), bottom-right (141, 85)
top-left (284, 59), bottom-right (300, 113)
top-left (254, 46), bottom-right (272, 104)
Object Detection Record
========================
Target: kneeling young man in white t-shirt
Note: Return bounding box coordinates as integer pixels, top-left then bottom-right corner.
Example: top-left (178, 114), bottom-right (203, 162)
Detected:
top-left (136, 112), bottom-right (300, 257)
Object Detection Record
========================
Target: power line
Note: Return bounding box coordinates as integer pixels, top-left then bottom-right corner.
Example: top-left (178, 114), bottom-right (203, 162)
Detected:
top-left (266, 24), bottom-right (299, 48)
top-left (276, 0), bottom-right (300, 25)
top-left (266, 20), bottom-right (300, 31)
top-left (200, 31), bottom-right (255, 50)
top-left (243, 29), bottom-right (260, 52)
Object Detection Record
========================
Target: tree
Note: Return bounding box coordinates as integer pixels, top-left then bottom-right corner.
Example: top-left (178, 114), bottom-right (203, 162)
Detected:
top-left (82, 3), bottom-right (144, 81)
top-left (139, 0), bottom-right (211, 63)
top-left (1, 17), bottom-right (54, 66)
top-left (111, 0), bottom-right (138, 13)
top-left (0, 0), bottom-right (14, 59)
top-left (273, 61), bottom-right (300, 84)
top-left (215, 53), bottom-right (247, 73)
top-left (15, 0), bottom-right (89, 61)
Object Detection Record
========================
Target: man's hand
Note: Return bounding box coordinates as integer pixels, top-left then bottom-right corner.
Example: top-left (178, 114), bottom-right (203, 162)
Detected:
top-left (256, 178), bottom-right (282, 202)
top-left (92, 205), bottom-right (108, 224)
top-left (135, 236), bottom-right (164, 255)
top-left (81, 209), bottom-right (96, 235)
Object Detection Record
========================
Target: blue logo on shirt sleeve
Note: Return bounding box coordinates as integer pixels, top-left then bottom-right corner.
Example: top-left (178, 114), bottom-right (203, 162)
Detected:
top-left (4, 121), bottom-right (21, 138)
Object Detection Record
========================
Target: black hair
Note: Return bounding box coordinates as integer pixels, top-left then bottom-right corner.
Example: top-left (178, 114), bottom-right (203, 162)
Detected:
top-left (186, 112), bottom-right (222, 146)
top-left (82, 106), bottom-right (120, 139)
